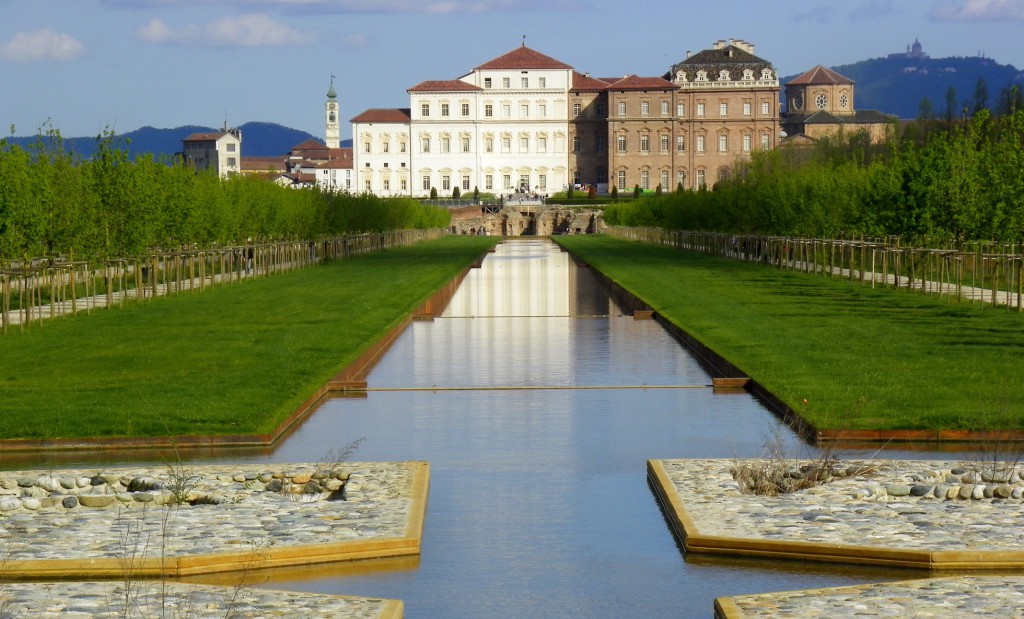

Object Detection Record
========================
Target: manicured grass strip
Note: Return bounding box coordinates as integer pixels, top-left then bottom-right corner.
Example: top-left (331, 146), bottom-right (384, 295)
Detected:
top-left (556, 235), bottom-right (1024, 432)
top-left (0, 237), bottom-right (498, 440)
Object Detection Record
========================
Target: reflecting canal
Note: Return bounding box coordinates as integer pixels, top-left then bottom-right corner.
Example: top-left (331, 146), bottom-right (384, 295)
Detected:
top-left (6, 239), bottom-right (949, 617)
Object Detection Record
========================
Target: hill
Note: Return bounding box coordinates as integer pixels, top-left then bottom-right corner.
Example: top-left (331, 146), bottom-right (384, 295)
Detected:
top-left (783, 54), bottom-right (1024, 119)
top-left (3, 122), bottom-right (345, 159)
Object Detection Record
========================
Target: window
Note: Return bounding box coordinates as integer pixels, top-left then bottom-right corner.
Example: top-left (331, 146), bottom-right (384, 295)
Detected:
top-left (696, 135), bottom-right (705, 153)
top-left (762, 101), bottom-right (770, 116)
top-left (641, 101), bottom-right (650, 116)
top-left (421, 137), bottom-right (431, 153)
top-left (462, 175), bottom-right (470, 190)
top-left (382, 141), bottom-right (390, 153)
top-left (363, 141), bottom-right (371, 153)
top-left (676, 136), bottom-right (686, 152)
top-left (227, 143), bottom-right (236, 152)
top-left (596, 136), bottom-right (606, 152)
top-left (383, 179), bottom-right (390, 191)
top-left (617, 101), bottom-right (626, 116)
top-left (461, 137), bottom-right (470, 153)
top-left (441, 137), bottom-right (450, 153)
top-left (761, 133), bottom-right (770, 150)
top-left (676, 171), bottom-right (686, 186)
top-left (660, 135), bottom-right (670, 153)
top-left (442, 175), bottom-right (451, 191)
top-left (743, 102), bottom-right (752, 116)
top-left (485, 174), bottom-right (493, 190)
top-left (677, 103), bottom-right (686, 117)
top-left (365, 179), bottom-right (371, 192)
top-left (538, 174), bottom-right (547, 190)
top-left (502, 104), bottom-right (511, 118)
top-left (520, 104), bottom-right (529, 117)
top-left (539, 77), bottom-right (546, 88)
top-left (461, 103), bottom-right (470, 116)
top-left (697, 102), bottom-right (705, 117)
top-left (719, 102), bottom-right (728, 116)
top-left (697, 169), bottom-right (706, 189)
top-left (503, 174), bottom-right (511, 190)
top-left (399, 140), bottom-right (407, 153)
top-left (519, 137), bottom-right (528, 152)
top-left (502, 137), bottom-right (511, 153)
top-left (538, 103), bottom-right (547, 117)
top-left (502, 77), bottom-right (510, 88)
top-left (485, 104), bottom-right (493, 117)
top-left (617, 135), bottom-right (627, 153)
top-left (661, 170), bottom-right (669, 190)
top-left (441, 103), bottom-right (450, 117)
top-left (572, 135), bottom-right (581, 152)
top-left (719, 134), bottom-right (728, 152)
top-left (227, 157), bottom-right (236, 167)
top-left (617, 170), bottom-right (627, 190)
top-left (421, 103), bottom-right (430, 117)
top-left (573, 102), bottom-right (582, 116)
top-left (640, 134), bottom-right (650, 153)
top-left (840, 93), bottom-right (849, 109)
top-left (742, 134), bottom-right (751, 152)
top-left (538, 137), bottom-right (547, 153)
top-left (661, 100), bottom-right (670, 116)
top-left (484, 78), bottom-right (492, 88)
top-left (596, 102), bottom-right (606, 116)
top-left (521, 77), bottom-right (528, 88)
top-left (641, 170), bottom-right (649, 190)
top-left (519, 174), bottom-right (530, 190)
top-left (422, 175), bottom-right (431, 191)
top-left (485, 137), bottom-right (494, 152)
top-left (401, 179), bottom-right (407, 191)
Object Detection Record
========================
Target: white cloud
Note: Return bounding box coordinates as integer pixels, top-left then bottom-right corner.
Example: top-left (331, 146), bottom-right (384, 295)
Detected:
top-left (136, 13), bottom-right (312, 47)
top-left (0, 29), bottom-right (84, 62)
top-left (932, 0), bottom-right (1024, 21)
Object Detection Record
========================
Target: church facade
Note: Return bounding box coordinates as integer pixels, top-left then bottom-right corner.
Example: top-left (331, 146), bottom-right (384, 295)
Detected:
top-left (347, 40), bottom-right (782, 197)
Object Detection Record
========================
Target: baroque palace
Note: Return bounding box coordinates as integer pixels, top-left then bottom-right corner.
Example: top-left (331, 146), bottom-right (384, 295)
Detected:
top-left (346, 39), bottom-right (782, 197)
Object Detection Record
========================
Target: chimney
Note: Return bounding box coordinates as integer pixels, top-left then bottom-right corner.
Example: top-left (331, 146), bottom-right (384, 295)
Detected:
top-left (713, 40), bottom-right (725, 50)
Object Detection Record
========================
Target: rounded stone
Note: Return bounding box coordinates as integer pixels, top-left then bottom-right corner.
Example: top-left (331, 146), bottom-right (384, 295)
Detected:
top-left (958, 484), bottom-right (975, 500)
top-left (1013, 487), bottom-right (1024, 500)
top-left (933, 485), bottom-right (950, 499)
top-left (62, 496), bottom-right (79, 508)
top-left (257, 473), bottom-right (274, 484)
top-left (76, 477), bottom-right (91, 488)
top-left (910, 484), bottom-right (933, 497)
top-left (78, 495), bottom-right (116, 508)
top-left (885, 483), bottom-right (911, 497)
top-left (0, 497), bottom-right (22, 511)
top-left (291, 473), bottom-right (312, 485)
top-left (116, 492), bottom-right (134, 503)
top-left (0, 479), bottom-right (16, 490)
top-left (133, 492), bottom-right (156, 503)
top-left (36, 476), bottom-right (62, 493)
top-left (946, 486), bottom-right (960, 500)
top-left (994, 485), bottom-right (1013, 499)
top-left (972, 485), bottom-right (986, 500)
top-left (40, 497), bottom-right (61, 508)
top-left (21, 497), bottom-right (41, 510)
top-left (59, 477), bottom-right (77, 489)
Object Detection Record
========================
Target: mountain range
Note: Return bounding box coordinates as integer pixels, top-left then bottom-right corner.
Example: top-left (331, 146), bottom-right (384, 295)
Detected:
top-left (6, 50), bottom-right (1022, 159)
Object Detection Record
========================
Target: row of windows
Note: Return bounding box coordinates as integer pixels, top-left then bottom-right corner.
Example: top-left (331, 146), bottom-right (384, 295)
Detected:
top-left (613, 169), bottom-right (710, 190)
top-left (418, 135), bottom-right (568, 155)
top-left (610, 132), bottom-right (772, 154)
top-left (482, 76), bottom-right (548, 89)
top-left (601, 100), bottom-right (774, 118)
top-left (421, 101), bottom-right (560, 119)
top-left (419, 173), bottom-right (550, 192)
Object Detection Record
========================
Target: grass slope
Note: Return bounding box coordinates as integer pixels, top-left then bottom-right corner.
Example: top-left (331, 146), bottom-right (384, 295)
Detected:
top-left (556, 235), bottom-right (1024, 431)
top-left (0, 237), bottom-right (498, 440)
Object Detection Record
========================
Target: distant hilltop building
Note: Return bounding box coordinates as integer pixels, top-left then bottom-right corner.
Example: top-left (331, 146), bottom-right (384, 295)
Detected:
top-left (181, 126), bottom-right (241, 177)
top-left (346, 39), bottom-right (781, 195)
top-left (888, 39), bottom-right (929, 60)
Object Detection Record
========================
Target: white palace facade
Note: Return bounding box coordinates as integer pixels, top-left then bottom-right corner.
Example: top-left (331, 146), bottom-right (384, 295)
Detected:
top-left (349, 41), bottom-right (782, 197)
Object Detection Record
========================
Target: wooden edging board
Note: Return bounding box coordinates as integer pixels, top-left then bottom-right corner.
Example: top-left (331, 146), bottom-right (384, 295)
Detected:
top-left (1, 462), bottom-right (429, 580)
top-left (647, 459), bottom-right (1024, 571)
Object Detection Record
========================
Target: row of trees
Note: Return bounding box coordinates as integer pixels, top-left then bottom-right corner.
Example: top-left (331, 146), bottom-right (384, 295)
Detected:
top-left (0, 131), bottom-right (450, 263)
top-left (605, 108), bottom-right (1024, 246)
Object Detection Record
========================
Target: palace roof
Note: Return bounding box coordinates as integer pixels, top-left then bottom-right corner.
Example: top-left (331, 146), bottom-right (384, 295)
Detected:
top-left (788, 65), bottom-right (854, 86)
top-left (606, 75), bottom-right (678, 91)
top-left (350, 108), bottom-right (413, 123)
top-left (475, 45), bottom-right (574, 71)
top-left (408, 80), bottom-right (483, 93)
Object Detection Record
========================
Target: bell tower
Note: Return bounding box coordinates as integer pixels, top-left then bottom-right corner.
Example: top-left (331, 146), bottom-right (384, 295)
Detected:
top-left (325, 75), bottom-right (340, 149)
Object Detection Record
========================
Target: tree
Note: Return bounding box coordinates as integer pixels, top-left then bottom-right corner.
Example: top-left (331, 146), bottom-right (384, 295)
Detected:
top-left (452, 186), bottom-right (461, 199)
top-left (430, 187), bottom-right (438, 200)
top-left (971, 78), bottom-right (990, 117)
top-left (610, 185), bottom-right (618, 199)
top-left (655, 184), bottom-right (663, 196)
top-left (473, 186), bottom-right (480, 202)
top-left (944, 86), bottom-right (958, 126)
top-left (633, 184), bottom-right (641, 199)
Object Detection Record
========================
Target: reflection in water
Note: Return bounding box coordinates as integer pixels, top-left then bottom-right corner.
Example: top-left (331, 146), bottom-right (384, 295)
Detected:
top-left (5, 239), bottom-right (952, 618)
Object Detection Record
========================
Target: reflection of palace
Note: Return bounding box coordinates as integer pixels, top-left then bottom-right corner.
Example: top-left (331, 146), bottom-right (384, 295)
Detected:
top-left (348, 39), bottom-right (782, 195)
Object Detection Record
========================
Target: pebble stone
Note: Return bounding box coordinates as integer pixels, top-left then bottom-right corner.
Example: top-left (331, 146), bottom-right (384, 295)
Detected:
top-left (659, 459), bottom-right (1024, 619)
top-left (0, 461), bottom-right (421, 616)
top-left (0, 581), bottom-right (397, 618)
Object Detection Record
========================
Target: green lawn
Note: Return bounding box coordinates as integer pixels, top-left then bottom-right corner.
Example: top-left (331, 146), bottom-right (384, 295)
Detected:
top-left (0, 236), bottom-right (498, 440)
top-left (556, 235), bottom-right (1024, 432)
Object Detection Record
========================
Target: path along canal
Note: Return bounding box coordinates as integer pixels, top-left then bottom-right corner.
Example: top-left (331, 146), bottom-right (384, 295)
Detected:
top-left (7, 238), bottom-right (955, 617)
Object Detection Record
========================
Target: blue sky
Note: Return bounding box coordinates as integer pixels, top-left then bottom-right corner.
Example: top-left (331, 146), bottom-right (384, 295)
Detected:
top-left (2, 0), bottom-right (1022, 139)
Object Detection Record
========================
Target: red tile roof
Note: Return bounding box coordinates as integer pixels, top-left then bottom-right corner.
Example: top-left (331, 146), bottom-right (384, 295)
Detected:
top-left (183, 132), bottom-right (230, 142)
top-left (290, 138), bottom-right (328, 151)
top-left (788, 65), bottom-right (854, 86)
top-left (350, 108), bottom-right (413, 123)
top-left (606, 75), bottom-right (678, 91)
top-left (475, 46), bottom-right (573, 71)
top-left (328, 147), bottom-right (352, 160)
top-left (408, 79), bottom-right (482, 92)
top-left (571, 72), bottom-right (611, 91)
top-left (318, 158), bottom-right (352, 170)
